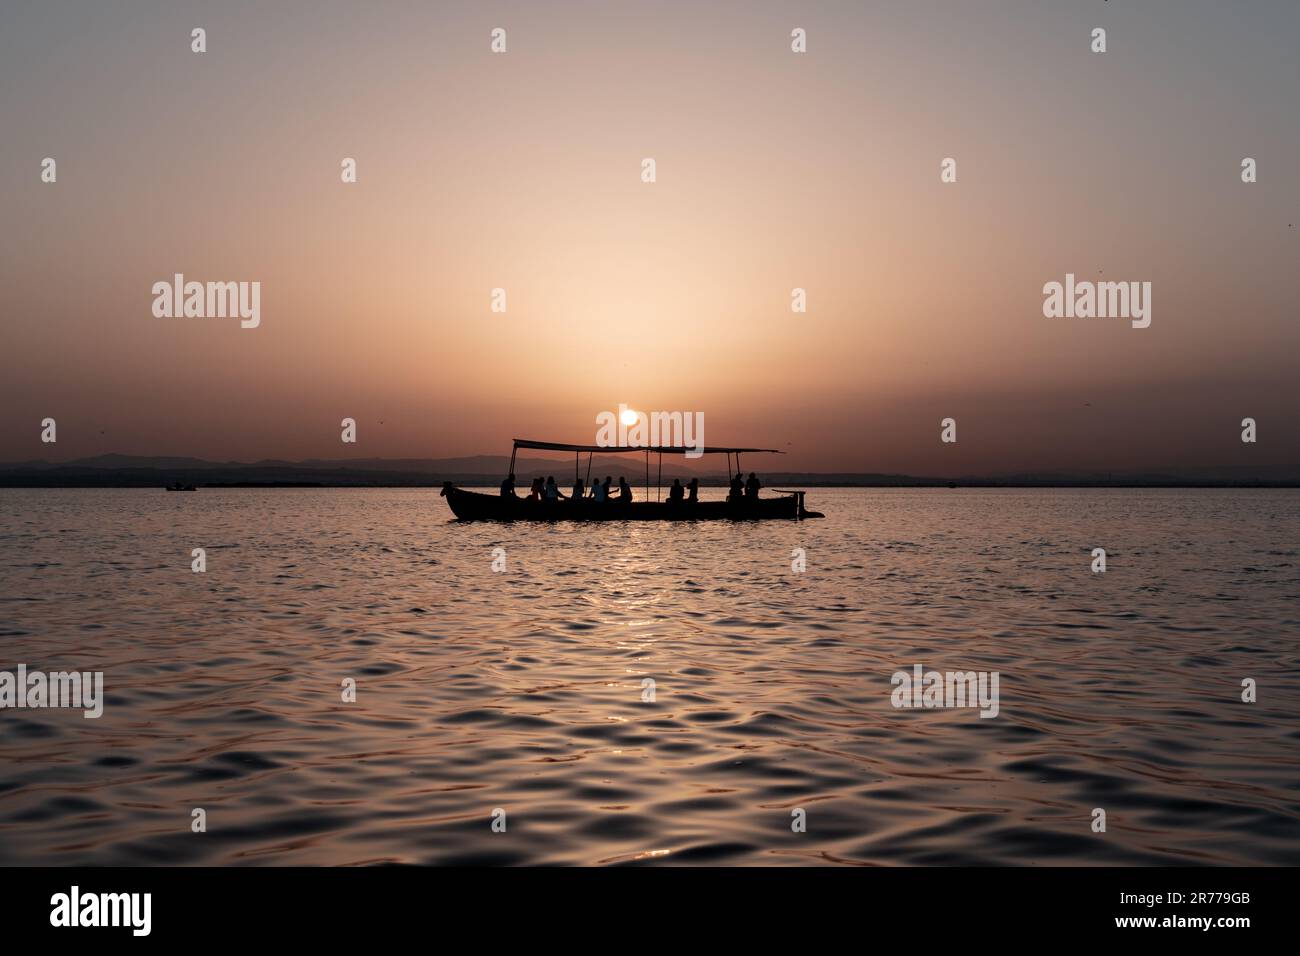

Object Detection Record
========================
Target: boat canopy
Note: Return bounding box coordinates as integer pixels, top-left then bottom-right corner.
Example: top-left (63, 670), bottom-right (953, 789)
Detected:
top-left (512, 438), bottom-right (783, 455)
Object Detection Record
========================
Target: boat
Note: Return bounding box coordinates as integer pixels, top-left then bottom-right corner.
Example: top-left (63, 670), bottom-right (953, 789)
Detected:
top-left (440, 438), bottom-right (824, 521)
top-left (165, 481), bottom-right (196, 491)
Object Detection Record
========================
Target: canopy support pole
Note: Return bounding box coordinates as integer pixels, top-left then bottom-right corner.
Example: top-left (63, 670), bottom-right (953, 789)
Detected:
top-left (657, 452), bottom-right (662, 502)
top-left (644, 450), bottom-right (649, 503)
top-left (585, 452), bottom-right (592, 486)
top-left (509, 443), bottom-right (517, 476)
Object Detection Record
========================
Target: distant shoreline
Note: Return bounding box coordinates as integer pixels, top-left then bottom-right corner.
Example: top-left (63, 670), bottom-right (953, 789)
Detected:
top-left (3, 480), bottom-right (1299, 490)
top-left (3, 455), bottom-right (1297, 489)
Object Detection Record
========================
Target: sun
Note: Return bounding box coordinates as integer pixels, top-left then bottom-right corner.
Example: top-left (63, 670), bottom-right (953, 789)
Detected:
top-left (619, 408), bottom-right (639, 427)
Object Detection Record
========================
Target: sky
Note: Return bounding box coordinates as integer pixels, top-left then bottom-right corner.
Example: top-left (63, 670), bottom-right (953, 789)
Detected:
top-left (1, 0), bottom-right (1297, 475)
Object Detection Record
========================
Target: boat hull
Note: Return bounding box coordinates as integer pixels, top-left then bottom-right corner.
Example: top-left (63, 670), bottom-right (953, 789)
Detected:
top-left (440, 484), bottom-right (811, 521)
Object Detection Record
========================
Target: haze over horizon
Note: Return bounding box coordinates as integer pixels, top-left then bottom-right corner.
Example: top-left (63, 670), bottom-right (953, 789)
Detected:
top-left (6, 449), bottom-right (1300, 484)
top-left (3, 0), bottom-right (1298, 476)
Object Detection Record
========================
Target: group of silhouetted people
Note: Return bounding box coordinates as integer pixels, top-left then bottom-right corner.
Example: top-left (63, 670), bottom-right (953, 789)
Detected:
top-left (728, 472), bottom-right (762, 503)
top-left (666, 478), bottom-right (700, 504)
top-left (499, 473), bottom-right (637, 504)
top-left (499, 472), bottom-right (761, 507)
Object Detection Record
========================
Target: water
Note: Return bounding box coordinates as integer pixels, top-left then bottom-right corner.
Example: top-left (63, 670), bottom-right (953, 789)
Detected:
top-left (1, 487), bottom-right (1298, 866)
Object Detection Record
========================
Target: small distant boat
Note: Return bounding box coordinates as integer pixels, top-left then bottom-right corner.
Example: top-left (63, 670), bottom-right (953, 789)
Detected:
top-left (440, 438), bottom-right (824, 521)
top-left (165, 481), bottom-right (196, 492)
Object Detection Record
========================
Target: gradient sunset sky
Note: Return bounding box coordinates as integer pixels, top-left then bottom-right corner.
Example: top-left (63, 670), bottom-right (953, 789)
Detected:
top-left (1, 0), bottom-right (1297, 474)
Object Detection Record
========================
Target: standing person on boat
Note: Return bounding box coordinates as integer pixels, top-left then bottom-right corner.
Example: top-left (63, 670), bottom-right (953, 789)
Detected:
top-left (571, 477), bottom-right (585, 503)
top-left (499, 473), bottom-right (517, 498)
top-left (729, 472), bottom-right (744, 503)
top-left (592, 477), bottom-right (609, 503)
top-left (668, 478), bottom-right (684, 503)
top-left (687, 478), bottom-right (699, 503)
top-left (745, 472), bottom-right (762, 500)
top-left (544, 476), bottom-right (565, 502)
top-left (617, 477), bottom-right (633, 503)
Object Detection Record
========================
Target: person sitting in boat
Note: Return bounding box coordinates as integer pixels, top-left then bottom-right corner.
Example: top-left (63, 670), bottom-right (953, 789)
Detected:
top-left (602, 476), bottom-right (614, 501)
top-left (544, 476), bottom-right (565, 502)
top-left (528, 477), bottom-right (544, 501)
top-left (591, 477), bottom-right (610, 503)
top-left (668, 478), bottom-right (684, 503)
top-left (617, 477), bottom-right (633, 503)
top-left (729, 472), bottom-right (744, 503)
top-left (499, 473), bottom-right (517, 498)
top-left (571, 477), bottom-right (585, 502)
top-left (687, 478), bottom-right (699, 503)
top-left (745, 472), bottom-right (762, 500)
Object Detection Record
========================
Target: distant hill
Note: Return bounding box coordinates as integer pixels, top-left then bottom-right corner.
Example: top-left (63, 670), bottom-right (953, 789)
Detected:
top-left (0, 453), bottom-right (716, 488)
top-left (0, 455), bottom-right (1297, 488)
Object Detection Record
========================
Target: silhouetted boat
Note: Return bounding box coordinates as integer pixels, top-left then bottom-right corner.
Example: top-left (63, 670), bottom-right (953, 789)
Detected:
top-left (441, 438), bottom-right (824, 521)
top-left (165, 482), bottom-right (196, 491)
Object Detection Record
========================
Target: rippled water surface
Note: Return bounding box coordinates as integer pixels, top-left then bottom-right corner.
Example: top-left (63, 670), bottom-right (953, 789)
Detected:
top-left (1, 487), bottom-right (1298, 865)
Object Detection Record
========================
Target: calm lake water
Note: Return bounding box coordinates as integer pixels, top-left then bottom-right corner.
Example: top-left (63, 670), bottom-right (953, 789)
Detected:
top-left (1, 487), bottom-right (1298, 866)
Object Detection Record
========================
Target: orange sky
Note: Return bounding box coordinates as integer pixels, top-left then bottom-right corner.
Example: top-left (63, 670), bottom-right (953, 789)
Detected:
top-left (1, 1), bottom-right (1297, 474)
